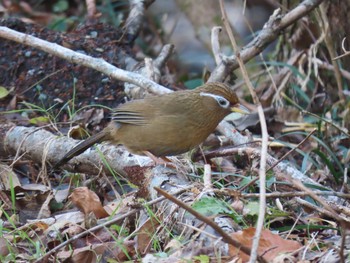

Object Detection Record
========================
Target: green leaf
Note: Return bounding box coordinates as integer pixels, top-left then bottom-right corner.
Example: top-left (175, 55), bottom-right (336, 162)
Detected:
top-left (290, 83), bottom-right (310, 104)
top-left (275, 224), bottom-right (338, 232)
top-left (0, 86), bottom-right (9, 99)
top-left (245, 201), bottom-right (259, 216)
top-left (53, 0), bottom-right (69, 13)
top-left (193, 255), bottom-right (210, 263)
top-left (28, 116), bottom-right (50, 125)
top-left (184, 78), bottom-right (203, 89)
top-left (266, 207), bottom-right (290, 219)
top-left (191, 197), bottom-right (232, 217)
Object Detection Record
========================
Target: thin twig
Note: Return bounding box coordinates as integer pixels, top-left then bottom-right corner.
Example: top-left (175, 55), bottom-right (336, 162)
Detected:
top-left (218, 1), bottom-right (269, 262)
top-left (240, 190), bottom-right (350, 199)
top-left (209, 0), bottom-right (325, 82)
top-left (292, 182), bottom-right (349, 263)
top-left (203, 164), bottom-right (213, 190)
top-left (154, 187), bottom-right (268, 263)
top-left (281, 92), bottom-right (349, 137)
top-left (340, 227), bottom-right (347, 263)
top-left (238, 128), bottom-right (316, 192)
top-left (333, 37), bottom-right (350, 60)
top-left (319, 3), bottom-right (345, 101)
top-left (292, 180), bottom-right (349, 224)
top-left (295, 197), bottom-right (349, 225)
top-left (34, 187), bottom-right (189, 262)
top-left (203, 141), bottom-right (260, 160)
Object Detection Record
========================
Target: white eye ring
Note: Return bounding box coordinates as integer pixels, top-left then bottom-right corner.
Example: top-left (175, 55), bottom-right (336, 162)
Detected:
top-left (200, 92), bottom-right (230, 109)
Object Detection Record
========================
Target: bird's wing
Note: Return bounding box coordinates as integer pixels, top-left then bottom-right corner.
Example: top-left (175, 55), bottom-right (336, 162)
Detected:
top-left (111, 109), bottom-right (147, 125)
top-left (111, 91), bottom-right (193, 126)
top-left (111, 99), bottom-right (157, 125)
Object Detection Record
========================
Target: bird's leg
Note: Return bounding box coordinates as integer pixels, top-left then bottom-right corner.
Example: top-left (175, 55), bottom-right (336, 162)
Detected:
top-left (142, 151), bottom-right (172, 167)
top-left (142, 151), bottom-right (190, 174)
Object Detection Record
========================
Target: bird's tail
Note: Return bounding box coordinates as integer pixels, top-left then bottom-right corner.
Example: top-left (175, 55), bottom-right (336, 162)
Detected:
top-left (54, 131), bottom-right (108, 168)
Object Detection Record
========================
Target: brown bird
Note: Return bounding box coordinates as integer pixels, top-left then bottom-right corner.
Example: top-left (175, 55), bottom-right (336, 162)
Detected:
top-left (55, 82), bottom-right (245, 167)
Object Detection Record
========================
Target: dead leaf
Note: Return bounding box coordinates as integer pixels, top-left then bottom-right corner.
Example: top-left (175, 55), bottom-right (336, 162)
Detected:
top-left (4, 185), bottom-right (52, 222)
top-left (103, 196), bottom-right (133, 216)
top-left (37, 191), bottom-right (54, 219)
top-left (0, 237), bottom-right (16, 257)
top-left (69, 187), bottom-right (108, 219)
top-left (0, 164), bottom-right (21, 189)
top-left (58, 246), bottom-right (97, 263)
top-left (71, 108), bottom-right (105, 127)
top-left (136, 217), bottom-right (160, 254)
top-left (291, 18), bottom-right (320, 50)
top-left (164, 239), bottom-right (182, 253)
top-left (57, 241), bottom-right (135, 262)
top-left (229, 228), bottom-right (302, 262)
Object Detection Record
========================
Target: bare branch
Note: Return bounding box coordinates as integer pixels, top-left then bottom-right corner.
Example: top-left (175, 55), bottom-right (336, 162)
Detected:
top-left (125, 0), bottom-right (151, 42)
top-left (209, 0), bottom-right (325, 82)
top-left (219, 1), bottom-right (269, 261)
top-left (0, 26), bottom-right (171, 95)
top-left (211, 26), bottom-right (223, 66)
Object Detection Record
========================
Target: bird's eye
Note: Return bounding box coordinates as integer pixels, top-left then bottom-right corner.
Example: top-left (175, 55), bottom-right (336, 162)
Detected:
top-left (200, 92), bottom-right (230, 109)
top-left (216, 96), bottom-right (229, 108)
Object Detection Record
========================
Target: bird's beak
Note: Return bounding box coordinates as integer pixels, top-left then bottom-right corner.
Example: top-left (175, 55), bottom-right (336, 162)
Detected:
top-left (231, 104), bottom-right (250, 115)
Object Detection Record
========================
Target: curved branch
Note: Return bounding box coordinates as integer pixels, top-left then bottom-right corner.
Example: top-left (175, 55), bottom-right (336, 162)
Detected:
top-left (0, 26), bottom-right (171, 95)
top-left (209, 0), bottom-right (324, 82)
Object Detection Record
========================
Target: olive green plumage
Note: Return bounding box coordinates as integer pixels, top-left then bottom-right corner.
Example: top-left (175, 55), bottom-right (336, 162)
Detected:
top-left (55, 82), bottom-right (240, 167)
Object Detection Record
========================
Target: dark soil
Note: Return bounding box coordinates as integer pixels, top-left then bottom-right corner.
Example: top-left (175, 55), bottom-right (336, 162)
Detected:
top-left (0, 18), bottom-right (133, 126)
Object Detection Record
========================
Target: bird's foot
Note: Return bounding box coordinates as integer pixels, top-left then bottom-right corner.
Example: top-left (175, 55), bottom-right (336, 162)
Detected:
top-left (142, 151), bottom-right (187, 172)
